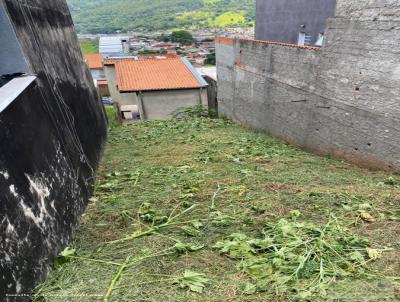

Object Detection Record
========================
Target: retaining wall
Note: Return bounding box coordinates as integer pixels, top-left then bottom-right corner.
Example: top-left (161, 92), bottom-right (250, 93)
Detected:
top-left (0, 0), bottom-right (107, 299)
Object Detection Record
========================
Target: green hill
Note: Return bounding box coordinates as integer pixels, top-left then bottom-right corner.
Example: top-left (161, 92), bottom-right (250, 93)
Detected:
top-left (67, 0), bottom-right (255, 34)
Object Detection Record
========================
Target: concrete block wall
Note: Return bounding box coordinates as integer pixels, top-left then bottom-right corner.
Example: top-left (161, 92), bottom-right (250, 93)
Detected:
top-left (216, 0), bottom-right (400, 170)
top-left (336, 0), bottom-right (400, 20)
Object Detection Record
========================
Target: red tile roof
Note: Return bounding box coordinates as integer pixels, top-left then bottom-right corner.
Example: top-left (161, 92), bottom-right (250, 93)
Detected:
top-left (103, 57), bottom-right (137, 66)
top-left (84, 54), bottom-right (103, 69)
top-left (139, 53), bottom-right (178, 59)
top-left (115, 58), bottom-right (202, 92)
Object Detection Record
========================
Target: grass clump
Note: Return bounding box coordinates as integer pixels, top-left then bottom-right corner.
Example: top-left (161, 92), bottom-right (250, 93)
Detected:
top-left (104, 106), bottom-right (120, 130)
top-left (172, 105), bottom-right (215, 120)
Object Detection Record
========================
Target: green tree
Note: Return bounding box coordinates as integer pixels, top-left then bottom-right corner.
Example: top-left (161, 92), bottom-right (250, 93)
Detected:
top-left (161, 34), bottom-right (171, 42)
top-left (204, 52), bottom-right (216, 65)
top-left (171, 30), bottom-right (194, 45)
top-left (67, 0), bottom-right (255, 34)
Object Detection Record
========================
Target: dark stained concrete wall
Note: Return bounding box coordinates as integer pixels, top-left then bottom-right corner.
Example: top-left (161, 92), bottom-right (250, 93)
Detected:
top-left (0, 0), bottom-right (107, 299)
top-left (217, 0), bottom-right (400, 170)
top-left (255, 0), bottom-right (337, 44)
top-left (0, 82), bottom-right (90, 299)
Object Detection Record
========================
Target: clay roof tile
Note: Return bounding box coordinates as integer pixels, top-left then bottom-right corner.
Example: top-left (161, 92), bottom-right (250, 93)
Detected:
top-left (115, 58), bottom-right (202, 92)
top-left (84, 54), bottom-right (103, 69)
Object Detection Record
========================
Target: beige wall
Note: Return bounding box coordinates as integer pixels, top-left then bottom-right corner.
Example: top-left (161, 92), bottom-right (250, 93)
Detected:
top-left (104, 65), bottom-right (138, 106)
top-left (136, 89), bottom-right (207, 120)
top-left (103, 66), bottom-right (118, 100)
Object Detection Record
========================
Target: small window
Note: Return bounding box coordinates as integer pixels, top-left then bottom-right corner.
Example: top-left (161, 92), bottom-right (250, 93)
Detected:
top-left (298, 32), bottom-right (313, 46)
top-left (304, 34), bottom-right (313, 46)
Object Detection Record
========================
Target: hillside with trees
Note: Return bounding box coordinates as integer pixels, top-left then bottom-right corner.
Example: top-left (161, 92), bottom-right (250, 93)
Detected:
top-left (67, 0), bottom-right (255, 33)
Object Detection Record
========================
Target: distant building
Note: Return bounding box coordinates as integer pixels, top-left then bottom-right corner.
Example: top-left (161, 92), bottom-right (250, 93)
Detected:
top-left (192, 30), bottom-right (215, 42)
top-left (104, 58), bottom-right (208, 121)
top-left (99, 36), bottom-right (129, 57)
top-left (84, 54), bottom-right (105, 80)
top-left (83, 54), bottom-right (109, 97)
top-left (150, 42), bottom-right (177, 50)
top-left (255, 0), bottom-right (337, 46)
top-left (138, 53), bottom-right (178, 60)
top-left (199, 41), bottom-right (215, 52)
top-left (103, 57), bottom-right (138, 106)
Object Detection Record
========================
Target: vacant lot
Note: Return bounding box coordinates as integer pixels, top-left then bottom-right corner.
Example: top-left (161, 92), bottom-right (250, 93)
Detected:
top-left (34, 114), bottom-right (400, 301)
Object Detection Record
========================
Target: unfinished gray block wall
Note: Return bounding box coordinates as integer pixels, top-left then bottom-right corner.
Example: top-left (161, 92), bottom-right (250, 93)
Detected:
top-left (216, 0), bottom-right (400, 170)
top-left (335, 0), bottom-right (400, 20)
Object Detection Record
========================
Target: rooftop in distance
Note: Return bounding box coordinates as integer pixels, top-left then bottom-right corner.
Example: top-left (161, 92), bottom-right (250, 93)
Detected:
top-left (83, 54), bottom-right (103, 69)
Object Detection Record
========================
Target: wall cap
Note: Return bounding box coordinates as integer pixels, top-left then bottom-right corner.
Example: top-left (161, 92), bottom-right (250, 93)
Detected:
top-left (0, 75), bottom-right (36, 112)
top-left (216, 36), bottom-right (321, 51)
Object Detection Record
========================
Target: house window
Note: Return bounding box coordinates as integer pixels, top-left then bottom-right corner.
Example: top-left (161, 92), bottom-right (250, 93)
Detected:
top-left (298, 32), bottom-right (313, 46)
top-left (304, 34), bottom-right (313, 46)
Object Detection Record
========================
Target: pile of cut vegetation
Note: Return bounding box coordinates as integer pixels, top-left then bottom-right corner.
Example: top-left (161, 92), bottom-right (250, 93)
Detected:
top-left (215, 211), bottom-right (389, 300)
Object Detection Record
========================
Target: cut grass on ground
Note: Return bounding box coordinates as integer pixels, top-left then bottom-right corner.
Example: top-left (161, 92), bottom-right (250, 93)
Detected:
top-left (34, 114), bottom-right (400, 301)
